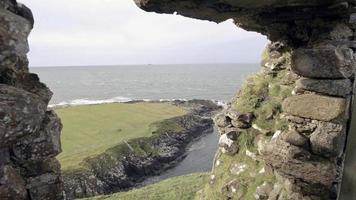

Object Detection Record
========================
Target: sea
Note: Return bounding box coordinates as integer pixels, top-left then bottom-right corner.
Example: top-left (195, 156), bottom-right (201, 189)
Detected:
top-left (31, 64), bottom-right (259, 185)
top-left (31, 64), bottom-right (259, 106)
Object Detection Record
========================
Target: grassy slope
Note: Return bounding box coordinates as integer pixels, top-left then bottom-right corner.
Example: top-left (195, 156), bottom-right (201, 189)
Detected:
top-left (55, 102), bottom-right (187, 170)
top-left (86, 173), bottom-right (208, 200)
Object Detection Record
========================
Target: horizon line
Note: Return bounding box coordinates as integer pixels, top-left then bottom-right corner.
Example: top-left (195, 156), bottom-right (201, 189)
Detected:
top-left (29, 63), bottom-right (260, 68)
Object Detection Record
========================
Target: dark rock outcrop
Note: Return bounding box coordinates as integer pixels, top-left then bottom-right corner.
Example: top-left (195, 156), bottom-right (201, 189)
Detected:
top-left (0, 2), bottom-right (63, 200)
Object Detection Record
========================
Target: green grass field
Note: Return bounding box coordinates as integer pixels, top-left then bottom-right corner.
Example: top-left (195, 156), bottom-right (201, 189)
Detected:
top-left (55, 102), bottom-right (187, 170)
top-left (86, 173), bottom-right (207, 200)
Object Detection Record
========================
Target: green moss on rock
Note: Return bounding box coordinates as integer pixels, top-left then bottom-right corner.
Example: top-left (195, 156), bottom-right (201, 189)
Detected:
top-left (201, 128), bottom-right (275, 200)
top-left (233, 69), bottom-right (294, 133)
top-left (200, 47), bottom-right (295, 199)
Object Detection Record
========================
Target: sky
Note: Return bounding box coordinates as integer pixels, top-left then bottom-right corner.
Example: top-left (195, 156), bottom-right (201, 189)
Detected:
top-left (21, 0), bottom-right (268, 67)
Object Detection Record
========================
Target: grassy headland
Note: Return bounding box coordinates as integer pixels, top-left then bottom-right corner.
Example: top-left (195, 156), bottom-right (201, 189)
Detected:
top-left (85, 173), bottom-right (208, 200)
top-left (55, 102), bottom-right (187, 170)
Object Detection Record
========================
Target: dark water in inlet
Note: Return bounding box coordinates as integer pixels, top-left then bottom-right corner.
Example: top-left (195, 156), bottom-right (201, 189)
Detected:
top-left (141, 127), bottom-right (221, 186)
top-left (30, 64), bottom-right (259, 184)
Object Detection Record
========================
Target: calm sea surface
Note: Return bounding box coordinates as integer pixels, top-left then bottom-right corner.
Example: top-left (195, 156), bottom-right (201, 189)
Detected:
top-left (31, 64), bottom-right (259, 105)
top-left (31, 64), bottom-right (259, 185)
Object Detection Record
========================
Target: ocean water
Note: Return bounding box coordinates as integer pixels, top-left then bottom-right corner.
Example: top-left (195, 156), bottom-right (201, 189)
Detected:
top-left (30, 64), bottom-right (260, 105)
top-left (30, 64), bottom-right (259, 185)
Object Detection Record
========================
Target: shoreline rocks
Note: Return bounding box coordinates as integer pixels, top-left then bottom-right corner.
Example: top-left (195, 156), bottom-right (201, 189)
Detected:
top-left (62, 101), bottom-right (220, 199)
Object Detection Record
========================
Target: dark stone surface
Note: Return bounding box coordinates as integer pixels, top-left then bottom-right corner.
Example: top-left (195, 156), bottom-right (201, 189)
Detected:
top-left (0, 84), bottom-right (47, 146)
top-left (0, 165), bottom-right (28, 200)
top-left (0, 3), bottom-right (64, 199)
top-left (281, 130), bottom-right (309, 148)
top-left (291, 48), bottom-right (355, 78)
top-left (226, 111), bottom-right (255, 129)
top-left (26, 173), bottom-right (63, 200)
top-left (296, 78), bottom-right (352, 97)
top-left (262, 139), bottom-right (337, 198)
top-left (12, 111), bottom-right (62, 162)
top-left (133, 0), bottom-right (353, 45)
top-left (310, 121), bottom-right (345, 157)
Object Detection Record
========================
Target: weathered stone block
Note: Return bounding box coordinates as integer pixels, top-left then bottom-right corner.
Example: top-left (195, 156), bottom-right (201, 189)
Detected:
top-left (0, 7), bottom-right (32, 65)
top-left (0, 165), bottom-right (27, 200)
top-left (17, 73), bottom-right (53, 104)
top-left (261, 139), bottom-right (337, 194)
top-left (219, 133), bottom-right (239, 155)
top-left (226, 111), bottom-right (254, 129)
top-left (263, 56), bottom-right (287, 71)
top-left (310, 121), bottom-right (345, 157)
top-left (19, 158), bottom-right (61, 178)
top-left (0, 84), bottom-right (47, 146)
top-left (283, 115), bottom-right (318, 135)
top-left (329, 23), bottom-right (353, 41)
top-left (291, 48), bottom-right (355, 78)
top-left (281, 130), bottom-right (309, 148)
top-left (214, 113), bottom-right (230, 128)
top-left (26, 173), bottom-right (63, 200)
top-left (282, 94), bottom-right (346, 121)
top-left (12, 111), bottom-right (62, 161)
top-left (296, 78), bottom-right (352, 97)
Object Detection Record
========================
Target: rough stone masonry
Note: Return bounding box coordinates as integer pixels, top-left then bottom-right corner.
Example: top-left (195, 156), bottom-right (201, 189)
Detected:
top-left (1, 0), bottom-right (356, 199)
top-left (134, 0), bottom-right (356, 199)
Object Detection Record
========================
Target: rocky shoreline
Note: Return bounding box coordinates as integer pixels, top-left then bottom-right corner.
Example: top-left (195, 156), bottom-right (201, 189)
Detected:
top-left (62, 100), bottom-right (221, 199)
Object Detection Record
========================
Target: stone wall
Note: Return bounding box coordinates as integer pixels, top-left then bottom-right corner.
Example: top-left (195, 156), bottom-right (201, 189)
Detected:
top-left (205, 24), bottom-right (355, 200)
top-left (0, 1), bottom-right (63, 200)
top-left (211, 40), bottom-right (351, 199)
top-left (1, 0), bottom-right (356, 199)
top-left (135, 1), bottom-right (356, 199)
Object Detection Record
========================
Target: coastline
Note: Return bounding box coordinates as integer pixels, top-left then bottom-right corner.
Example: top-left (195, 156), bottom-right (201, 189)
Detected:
top-left (60, 100), bottom-right (222, 199)
top-left (48, 97), bottom-right (227, 109)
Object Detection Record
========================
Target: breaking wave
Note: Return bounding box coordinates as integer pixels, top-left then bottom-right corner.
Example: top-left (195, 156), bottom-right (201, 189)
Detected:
top-left (48, 96), bottom-right (227, 108)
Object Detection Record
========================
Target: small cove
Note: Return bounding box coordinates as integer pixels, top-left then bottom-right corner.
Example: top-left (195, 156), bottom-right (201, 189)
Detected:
top-left (140, 127), bottom-right (219, 186)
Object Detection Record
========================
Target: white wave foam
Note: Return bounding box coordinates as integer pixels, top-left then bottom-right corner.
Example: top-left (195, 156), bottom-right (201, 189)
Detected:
top-left (49, 97), bottom-right (228, 108)
top-left (212, 100), bottom-right (228, 109)
top-left (49, 96), bottom-right (134, 108)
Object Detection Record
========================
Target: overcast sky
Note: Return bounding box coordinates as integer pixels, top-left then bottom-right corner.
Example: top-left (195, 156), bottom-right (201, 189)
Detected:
top-left (21, 0), bottom-right (268, 67)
